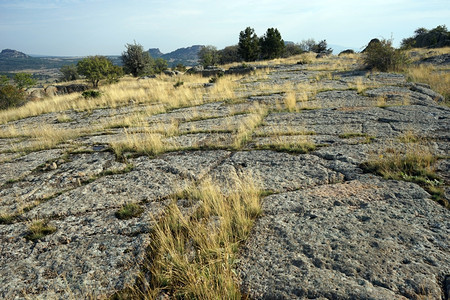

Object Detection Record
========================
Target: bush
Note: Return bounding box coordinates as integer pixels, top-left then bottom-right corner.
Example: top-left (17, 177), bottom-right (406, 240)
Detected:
top-left (59, 64), bottom-right (79, 81)
top-left (82, 90), bottom-right (102, 99)
top-left (13, 73), bottom-right (37, 90)
top-left (363, 39), bottom-right (408, 72)
top-left (0, 84), bottom-right (26, 110)
top-left (198, 46), bottom-right (221, 67)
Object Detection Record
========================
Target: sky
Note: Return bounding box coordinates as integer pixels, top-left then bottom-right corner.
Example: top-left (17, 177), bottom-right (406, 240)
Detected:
top-left (0, 0), bottom-right (449, 56)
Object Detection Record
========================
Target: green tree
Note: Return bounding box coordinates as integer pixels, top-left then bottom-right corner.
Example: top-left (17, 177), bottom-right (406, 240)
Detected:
top-left (260, 28), bottom-right (285, 59)
top-left (283, 43), bottom-right (304, 57)
top-left (198, 45), bottom-right (221, 67)
top-left (154, 58), bottom-right (168, 73)
top-left (218, 45), bottom-right (242, 64)
top-left (299, 38), bottom-right (316, 52)
top-left (121, 42), bottom-right (153, 77)
top-left (401, 25), bottom-right (450, 49)
top-left (59, 64), bottom-right (79, 81)
top-left (13, 73), bottom-right (37, 90)
top-left (77, 56), bottom-right (122, 88)
top-left (238, 27), bottom-right (260, 61)
top-left (311, 40), bottom-right (332, 54)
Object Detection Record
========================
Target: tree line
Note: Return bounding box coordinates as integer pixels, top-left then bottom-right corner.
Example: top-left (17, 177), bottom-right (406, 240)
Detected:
top-left (198, 27), bottom-right (332, 67)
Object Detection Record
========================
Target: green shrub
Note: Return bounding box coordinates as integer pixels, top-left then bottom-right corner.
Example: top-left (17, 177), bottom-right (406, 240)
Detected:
top-left (0, 84), bottom-right (26, 110)
top-left (363, 39), bottom-right (409, 72)
top-left (82, 90), bottom-right (102, 99)
top-left (13, 73), bottom-right (37, 90)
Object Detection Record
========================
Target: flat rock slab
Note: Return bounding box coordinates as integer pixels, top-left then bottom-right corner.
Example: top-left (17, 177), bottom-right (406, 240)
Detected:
top-left (0, 207), bottom-right (164, 299)
top-left (0, 150), bottom-right (231, 299)
top-left (210, 151), bottom-right (345, 193)
top-left (0, 152), bottom-right (127, 215)
top-left (239, 176), bottom-right (450, 299)
top-left (0, 149), bottom-right (63, 185)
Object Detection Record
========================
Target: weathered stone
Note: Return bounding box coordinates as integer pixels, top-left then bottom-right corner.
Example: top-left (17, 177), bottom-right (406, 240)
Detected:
top-left (210, 151), bottom-right (345, 193)
top-left (0, 53), bottom-right (449, 299)
top-left (239, 177), bottom-right (450, 299)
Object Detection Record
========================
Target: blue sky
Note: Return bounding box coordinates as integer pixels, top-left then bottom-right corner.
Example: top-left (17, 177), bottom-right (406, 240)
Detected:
top-left (0, 0), bottom-right (448, 56)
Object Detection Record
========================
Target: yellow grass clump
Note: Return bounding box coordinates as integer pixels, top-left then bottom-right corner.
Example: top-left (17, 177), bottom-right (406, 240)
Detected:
top-left (405, 64), bottom-right (450, 104)
top-left (140, 173), bottom-right (262, 299)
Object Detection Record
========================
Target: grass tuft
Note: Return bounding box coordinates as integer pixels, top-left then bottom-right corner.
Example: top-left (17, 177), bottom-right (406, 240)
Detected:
top-left (139, 174), bottom-right (262, 299)
top-left (24, 219), bottom-right (57, 242)
top-left (361, 146), bottom-right (447, 208)
top-left (115, 203), bottom-right (145, 220)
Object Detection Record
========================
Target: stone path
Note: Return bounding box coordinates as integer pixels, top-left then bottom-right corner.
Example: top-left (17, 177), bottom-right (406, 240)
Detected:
top-left (0, 58), bottom-right (449, 299)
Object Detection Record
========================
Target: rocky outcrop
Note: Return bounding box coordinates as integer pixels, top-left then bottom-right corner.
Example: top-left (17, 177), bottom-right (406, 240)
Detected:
top-left (0, 55), bottom-right (449, 299)
top-left (0, 49), bottom-right (29, 59)
top-left (239, 175), bottom-right (449, 299)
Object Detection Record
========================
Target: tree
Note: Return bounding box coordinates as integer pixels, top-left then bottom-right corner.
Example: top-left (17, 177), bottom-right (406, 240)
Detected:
top-left (283, 43), bottom-right (304, 57)
top-left (299, 38), bottom-right (317, 52)
top-left (238, 27), bottom-right (260, 61)
top-left (77, 56), bottom-right (122, 88)
top-left (401, 25), bottom-right (450, 49)
top-left (154, 58), bottom-right (168, 73)
top-left (13, 73), bottom-right (37, 90)
top-left (121, 42), bottom-right (153, 77)
top-left (260, 28), bottom-right (285, 59)
top-left (311, 40), bottom-right (332, 54)
top-left (59, 64), bottom-right (79, 81)
top-left (198, 45), bottom-right (221, 67)
top-left (219, 45), bottom-right (242, 64)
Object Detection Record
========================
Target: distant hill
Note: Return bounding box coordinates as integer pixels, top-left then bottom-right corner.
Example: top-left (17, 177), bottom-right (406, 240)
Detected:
top-left (0, 49), bottom-right (29, 59)
top-left (148, 45), bottom-right (203, 66)
top-left (148, 48), bottom-right (164, 58)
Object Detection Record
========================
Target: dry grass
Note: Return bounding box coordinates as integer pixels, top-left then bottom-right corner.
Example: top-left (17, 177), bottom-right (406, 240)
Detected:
top-left (405, 64), bottom-right (450, 104)
top-left (110, 129), bottom-right (171, 158)
top-left (362, 143), bottom-right (447, 207)
top-left (140, 173), bottom-right (261, 299)
top-left (0, 74), bottom-right (240, 125)
top-left (0, 124), bottom-right (84, 152)
top-left (233, 103), bottom-right (267, 149)
top-left (258, 135), bottom-right (316, 154)
top-left (283, 91), bottom-right (297, 112)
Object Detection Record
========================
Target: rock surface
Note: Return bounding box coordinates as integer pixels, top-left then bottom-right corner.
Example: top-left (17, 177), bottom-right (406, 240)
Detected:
top-left (0, 55), bottom-right (449, 299)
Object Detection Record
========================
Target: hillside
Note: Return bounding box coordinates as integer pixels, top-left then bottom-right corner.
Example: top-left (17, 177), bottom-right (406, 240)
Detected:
top-left (0, 52), bottom-right (449, 299)
top-left (148, 45), bottom-right (203, 66)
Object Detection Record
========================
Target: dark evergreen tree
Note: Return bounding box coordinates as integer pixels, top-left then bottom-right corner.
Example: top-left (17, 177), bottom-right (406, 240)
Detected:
top-left (238, 27), bottom-right (260, 61)
top-left (260, 28), bottom-right (285, 59)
